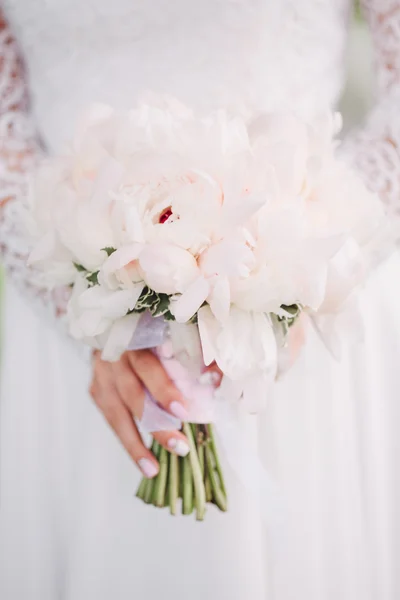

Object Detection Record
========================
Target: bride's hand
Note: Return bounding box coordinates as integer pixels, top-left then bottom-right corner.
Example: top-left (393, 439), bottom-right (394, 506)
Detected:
top-left (90, 350), bottom-right (190, 479)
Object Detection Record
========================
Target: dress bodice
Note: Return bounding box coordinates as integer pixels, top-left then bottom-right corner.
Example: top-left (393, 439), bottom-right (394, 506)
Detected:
top-left (3, 0), bottom-right (350, 152)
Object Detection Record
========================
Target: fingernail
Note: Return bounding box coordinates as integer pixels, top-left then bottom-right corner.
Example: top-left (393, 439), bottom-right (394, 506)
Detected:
top-left (169, 401), bottom-right (189, 421)
top-left (167, 438), bottom-right (190, 457)
top-left (138, 458), bottom-right (159, 479)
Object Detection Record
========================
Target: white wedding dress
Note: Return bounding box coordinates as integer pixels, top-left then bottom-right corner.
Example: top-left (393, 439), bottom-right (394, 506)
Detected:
top-left (1, 1), bottom-right (400, 599)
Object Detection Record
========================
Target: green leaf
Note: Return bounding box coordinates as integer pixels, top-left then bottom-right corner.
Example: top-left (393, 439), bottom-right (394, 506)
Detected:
top-left (151, 294), bottom-right (171, 317)
top-left (275, 303), bottom-right (302, 332)
top-left (136, 291), bottom-right (157, 311)
top-left (163, 310), bottom-right (175, 321)
top-left (101, 247), bottom-right (117, 257)
top-left (281, 304), bottom-right (300, 316)
top-left (73, 262), bottom-right (87, 273)
top-left (86, 271), bottom-right (99, 286)
top-left (130, 286), bottom-right (175, 320)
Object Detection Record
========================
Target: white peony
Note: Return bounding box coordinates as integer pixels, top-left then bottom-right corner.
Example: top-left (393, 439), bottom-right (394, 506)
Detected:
top-left (138, 243), bottom-right (200, 295)
top-left (28, 96), bottom-right (389, 376)
top-left (98, 244), bottom-right (144, 290)
top-left (68, 274), bottom-right (143, 341)
top-left (198, 305), bottom-right (278, 409)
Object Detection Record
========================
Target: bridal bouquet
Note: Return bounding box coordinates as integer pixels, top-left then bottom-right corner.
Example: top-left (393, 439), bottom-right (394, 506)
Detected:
top-left (28, 97), bottom-right (385, 520)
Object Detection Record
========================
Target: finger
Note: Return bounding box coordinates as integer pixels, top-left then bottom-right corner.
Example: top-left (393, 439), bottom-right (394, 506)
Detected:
top-left (153, 430), bottom-right (190, 457)
top-left (111, 354), bottom-right (146, 419)
top-left (128, 350), bottom-right (189, 421)
top-left (91, 371), bottom-right (159, 478)
top-left (110, 355), bottom-right (186, 448)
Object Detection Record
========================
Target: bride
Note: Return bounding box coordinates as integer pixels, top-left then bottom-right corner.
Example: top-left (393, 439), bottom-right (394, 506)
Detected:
top-left (1, 1), bottom-right (400, 599)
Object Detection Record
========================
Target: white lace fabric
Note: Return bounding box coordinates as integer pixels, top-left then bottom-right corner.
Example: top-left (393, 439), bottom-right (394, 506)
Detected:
top-left (0, 12), bottom-right (69, 318)
top-left (342, 0), bottom-right (400, 217)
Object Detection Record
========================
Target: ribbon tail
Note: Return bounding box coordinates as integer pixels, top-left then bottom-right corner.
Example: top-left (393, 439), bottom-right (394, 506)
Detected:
top-left (138, 392), bottom-right (181, 434)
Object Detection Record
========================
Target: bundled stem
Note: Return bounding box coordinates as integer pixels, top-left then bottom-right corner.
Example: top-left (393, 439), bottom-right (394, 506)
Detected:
top-left (169, 453), bottom-right (179, 516)
top-left (135, 423), bottom-right (228, 520)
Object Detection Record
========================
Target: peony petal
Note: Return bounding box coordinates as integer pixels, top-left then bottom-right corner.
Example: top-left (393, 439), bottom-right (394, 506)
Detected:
top-left (197, 305), bottom-right (220, 366)
top-left (79, 283), bottom-right (144, 318)
top-left (90, 157), bottom-right (124, 208)
top-left (170, 276), bottom-right (210, 323)
top-left (139, 243), bottom-right (199, 295)
top-left (311, 294), bottom-right (363, 361)
top-left (169, 321), bottom-right (203, 366)
top-left (124, 205), bottom-right (146, 244)
top-left (102, 313), bottom-right (141, 361)
top-left (221, 183), bottom-right (271, 232)
top-left (199, 239), bottom-right (255, 279)
top-left (99, 243), bottom-right (144, 289)
top-left (253, 313), bottom-right (278, 377)
top-left (319, 237), bottom-right (365, 313)
top-left (208, 276), bottom-right (230, 323)
top-left (77, 308), bottom-right (111, 338)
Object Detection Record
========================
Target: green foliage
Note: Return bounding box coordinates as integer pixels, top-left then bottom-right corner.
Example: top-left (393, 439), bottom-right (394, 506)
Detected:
top-left (73, 262), bottom-right (86, 273)
top-left (72, 261), bottom-right (303, 328)
top-left (280, 303), bottom-right (301, 322)
top-left (73, 248), bottom-right (115, 286)
top-left (101, 247), bottom-right (117, 257)
top-left (276, 303), bottom-right (302, 337)
top-left (73, 263), bottom-right (99, 287)
top-left (86, 271), bottom-right (99, 286)
top-left (133, 286), bottom-right (174, 320)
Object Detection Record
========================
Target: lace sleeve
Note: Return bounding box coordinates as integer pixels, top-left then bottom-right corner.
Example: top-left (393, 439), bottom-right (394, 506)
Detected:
top-left (342, 0), bottom-right (400, 217)
top-left (0, 10), bottom-right (69, 319)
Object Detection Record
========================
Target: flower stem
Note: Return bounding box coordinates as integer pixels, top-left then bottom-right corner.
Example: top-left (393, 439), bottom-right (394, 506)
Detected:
top-left (204, 458), bottom-right (213, 503)
top-left (165, 476), bottom-right (170, 507)
top-left (197, 428), bottom-right (205, 476)
top-left (134, 424), bottom-right (228, 520)
top-left (179, 455), bottom-right (184, 500)
top-left (205, 442), bottom-right (228, 512)
top-left (136, 477), bottom-right (147, 500)
top-left (143, 477), bottom-right (155, 504)
top-left (153, 447), bottom-right (168, 507)
top-left (141, 439), bottom-right (160, 504)
top-left (207, 424), bottom-right (227, 498)
top-left (169, 452), bottom-right (179, 515)
top-left (182, 454), bottom-right (193, 515)
top-left (183, 422), bottom-right (206, 521)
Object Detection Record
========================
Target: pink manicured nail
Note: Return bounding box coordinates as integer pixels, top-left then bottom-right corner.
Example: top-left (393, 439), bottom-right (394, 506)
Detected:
top-left (138, 458), bottom-right (159, 479)
top-left (169, 401), bottom-right (189, 421)
top-left (167, 438), bottom-right (190, 457)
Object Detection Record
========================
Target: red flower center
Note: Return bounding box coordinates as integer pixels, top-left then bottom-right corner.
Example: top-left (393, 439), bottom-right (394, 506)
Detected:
top-left (159, 207), bottom-right (173, 224)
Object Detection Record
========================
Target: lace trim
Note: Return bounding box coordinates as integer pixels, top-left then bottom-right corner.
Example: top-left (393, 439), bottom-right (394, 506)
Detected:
top-left (0, 11), bottom-right (69, 319)
top-left (342, 1), bottom-right (400, 217)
